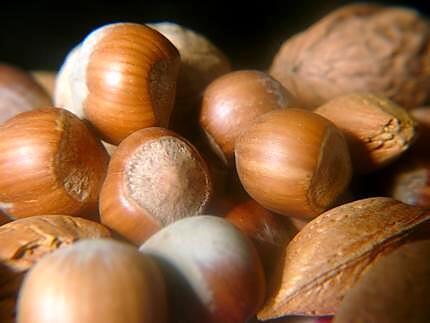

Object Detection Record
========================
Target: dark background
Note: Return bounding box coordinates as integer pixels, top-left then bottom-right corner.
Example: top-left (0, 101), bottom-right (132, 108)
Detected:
top-left (1, 1), bottom-right (429, 72)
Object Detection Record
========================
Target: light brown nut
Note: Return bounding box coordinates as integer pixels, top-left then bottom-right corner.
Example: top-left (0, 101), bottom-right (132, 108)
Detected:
top-left (334, 240), bottom-right (430, 323)
top-left (315, 93), bottom-right (417, 173)
top-left (0, 215), bottom-right (111, 322)
top-left (270, 4), bottom-right (430, 109)
top-left (258, 197), bottom-right (430, 320)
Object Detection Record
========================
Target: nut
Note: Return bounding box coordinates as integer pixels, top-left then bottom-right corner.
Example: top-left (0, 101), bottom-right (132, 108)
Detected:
top-left (200, 70), bottom-right (295, 165)
top-left (315, 93), bottom-right (417, 173)
top-left (334, 240), bottom-right (430, 323)
top-left (270, 4), bottom-right (430, 109)
top-left (140, 216), bottom-right (265, 323)
top-left (17, 239), bottom-right (167, 323)
top-left (99, 127), bottom-right (212, 244)
top-left (0, 108), bottom-right (109, 218)
top-left (0, 64), bottom-right (51, 124)
top-left (235, 109), bottom-right (352, 219)
top-left (258, 197), bottom-right (430, 320)
top-left (0, 215), bottom-right (110, 322)
top-left (54, 23), bottom-right (180, 144)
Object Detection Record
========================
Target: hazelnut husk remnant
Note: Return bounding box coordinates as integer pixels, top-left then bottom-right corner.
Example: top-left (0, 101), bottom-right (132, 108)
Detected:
top-left (258, 197), bottom-right (430, 320)
top-left (270, 4), bottom-right (430, 109)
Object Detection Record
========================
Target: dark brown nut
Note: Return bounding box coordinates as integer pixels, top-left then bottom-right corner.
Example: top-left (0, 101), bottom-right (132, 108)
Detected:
top-left (0, 215), bottom-right (111, 322)
top-left (258, 197), bottom-right (430, 320)
top-left (334, 240), bottom-right (430, 323)
top-left (0, 64), bottom-right (52, 124)
top-left (315, 93), bottom-right (417, 173)
top-left (380, 153), bottom-right (430, 208)
top-left (270, 4), bottom-right (430, 109)
top-left (224, 199), bottom-right (298, 277)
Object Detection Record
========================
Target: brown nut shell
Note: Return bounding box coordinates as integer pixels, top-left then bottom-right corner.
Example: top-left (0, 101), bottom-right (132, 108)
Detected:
top-left (99, 127), bottom-right (212, 244)
top-left (140, 215), bottom-right (265, 323)
top-left (235, 109), bottom-right (352, 219)
top-left (200, 70), bottom-right (294, 165)
top-left (31, 71), bottom-right (56, 98)
top-left (258, 197), bottom-right (430, 320)
top-left (17, 239), bottom-right (167, 323)
top-left (0, 215), bottom-right (110, 322)
top-left (334, 240), bottom-right (430, 323)
top-left (55, 23), bottom-right (180, 144)
top-left (270, 4), bottom-right (430, 109)
top-left (0, 108), bottom-right (109, 218)
top-left (315, 93), bottom-right (417, 173)
top-left (0, 64), bottom-right (52, 124)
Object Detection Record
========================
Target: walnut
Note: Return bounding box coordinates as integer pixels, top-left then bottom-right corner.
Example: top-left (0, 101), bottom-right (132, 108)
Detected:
top-left (270, 4), bottom-right (430, 109)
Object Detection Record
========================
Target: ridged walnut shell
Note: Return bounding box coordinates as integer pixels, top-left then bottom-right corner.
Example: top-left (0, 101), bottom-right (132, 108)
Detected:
top-left (334, 240), bottom-right (430, 323)
top-left (0, 215), bottom-right (110, 323)
top-left (315, 93), bottom-right (417, 173)
top-left (55, 23), bottom-right (180, 145)
top-left (258, 197), bottom-right (430, 320)
top-left (270, 4), bottom-right (430, 109)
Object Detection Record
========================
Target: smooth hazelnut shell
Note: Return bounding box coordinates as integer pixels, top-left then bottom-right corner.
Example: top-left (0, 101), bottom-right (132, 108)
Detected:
top-left (224, 199), bottom-right (297, 277)
top-left (258, 197), bottom-right (430, 320)
top-left (99, 127), bottom-right (212, 245)
top-left (55, 23), bottom-right (180, 144)
top-left (200, 70), bottom-right (295, 165)
top-left (0, 64), bottom-right (52, 124)
top-left (140, 216), bottom-right (265, 323)
top-left (0, 215), bottom-right (110, 322)
top-left (315, 93), bottom-right (417, 173)
top-left (0, 108), bottom-right (109, 218)
top-left (235, 109), bottom-right (352, 219)
top-left (17, 239), bottom-right (167, 323)
top-left (270, 4), bottom-right (430, 109)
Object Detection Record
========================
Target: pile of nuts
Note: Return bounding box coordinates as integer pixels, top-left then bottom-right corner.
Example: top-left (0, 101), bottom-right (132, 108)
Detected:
top-left (1, 3), bottom-right (430, 323)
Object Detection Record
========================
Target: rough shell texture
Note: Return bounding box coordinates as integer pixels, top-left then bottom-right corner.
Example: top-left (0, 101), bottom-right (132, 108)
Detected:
top-left (334, 240), bottom-right (430, 323)
top-left (0, 215), bottom-right (110, 322)
top-left (258, 197), bottom-right (430, 320)
top-left (270, 4), bottom-right (430, 109)
top-left (315, 93), bottom-right (417, 173)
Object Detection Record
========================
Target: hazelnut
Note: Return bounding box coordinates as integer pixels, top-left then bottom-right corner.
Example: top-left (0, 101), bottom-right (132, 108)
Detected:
top-left (17, 239), bottom-right (167, 323)
top-left (55, 23), bottom-right (180, 144)
top-left (0, 64), bottom-right (51, 124)
top-left (200, 70), bottom-right (295, 165)
top-left (224, 199), bottom-right (297, 277)
top-left (270, 4), bottom-right (430, 109)
top-left (315, 93), bottom-right (417, 173)
top-left (0, 108), bottom-right (109, 218)
top-left (99, 127), bottom-right (212, 244)
top-left (235, 109), bottom-right (352, 219)
top-left (0, 215), bottom-right (110, 322)
top-left (258, 197), bottom-right (430, 320)
top-left (140, 215), bottom-right (265, 323)
top-left (149, 22), bottom-right (231, 134)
